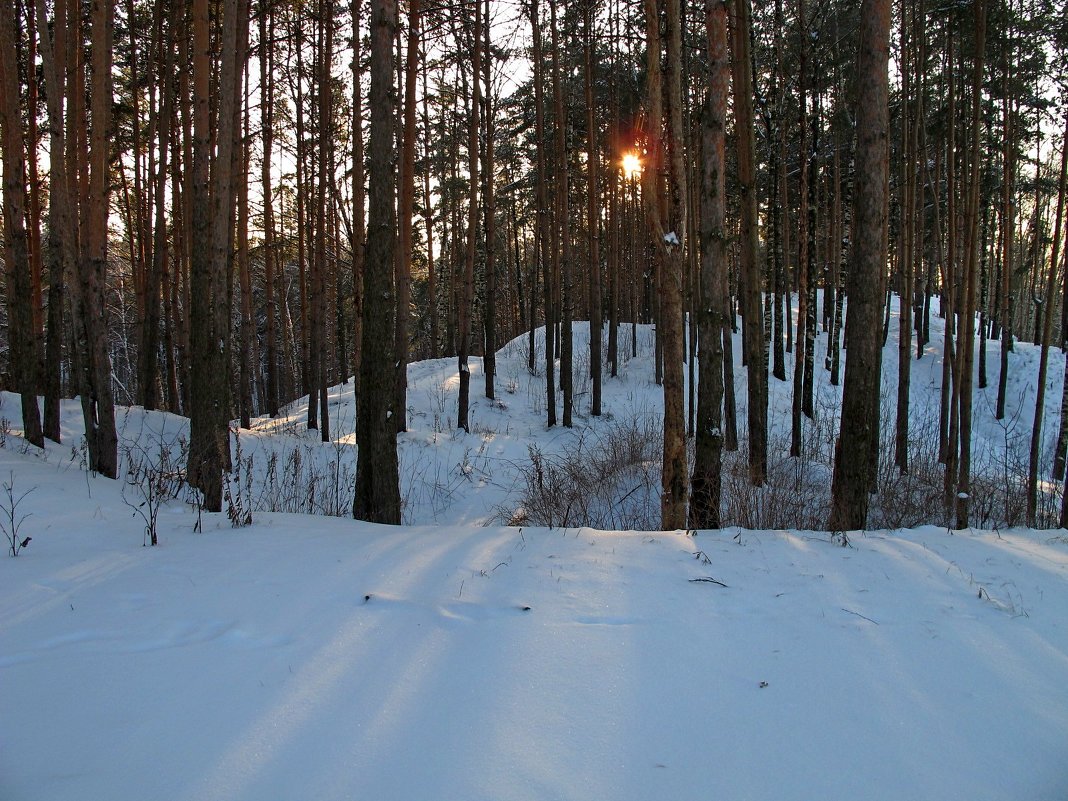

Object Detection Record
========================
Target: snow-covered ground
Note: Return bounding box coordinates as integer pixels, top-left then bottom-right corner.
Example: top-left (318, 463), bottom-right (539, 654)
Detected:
top-left (2, 301), bottom-right (1067, 800)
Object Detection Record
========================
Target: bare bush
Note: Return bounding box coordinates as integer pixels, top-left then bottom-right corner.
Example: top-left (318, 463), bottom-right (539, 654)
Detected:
top-left (1, 472), bottom-right (34, 556)
top-left (121, 433), bottom-right (188, 545)
top-left (252, 439), bottom-right (356, 517)
top-left (503, 415), bottom-right (662, 530)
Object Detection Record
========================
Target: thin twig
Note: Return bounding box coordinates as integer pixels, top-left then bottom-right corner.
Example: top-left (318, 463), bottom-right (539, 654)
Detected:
top-left (840, 607), bottom-right (879, 625)
top-left (689, 576), bottom-right (728, 587)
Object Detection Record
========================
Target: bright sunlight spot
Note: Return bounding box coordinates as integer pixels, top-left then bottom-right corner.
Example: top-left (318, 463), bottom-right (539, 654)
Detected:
top-left (621, 152), bottom-right (642, 179)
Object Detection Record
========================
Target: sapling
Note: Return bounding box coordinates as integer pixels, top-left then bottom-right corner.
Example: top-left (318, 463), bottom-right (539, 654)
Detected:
top-left (1, 472), bottom-right (34, 556)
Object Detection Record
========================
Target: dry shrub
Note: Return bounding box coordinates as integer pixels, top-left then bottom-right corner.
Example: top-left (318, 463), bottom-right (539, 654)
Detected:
top-left (504, 415), bottom-right (662, 530)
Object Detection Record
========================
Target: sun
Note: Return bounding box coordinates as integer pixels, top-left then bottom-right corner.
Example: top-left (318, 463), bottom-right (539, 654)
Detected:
top-left (621, 152), bottom-right (642, 179)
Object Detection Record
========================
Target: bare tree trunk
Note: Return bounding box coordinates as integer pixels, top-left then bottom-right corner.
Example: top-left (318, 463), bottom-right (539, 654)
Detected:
top-left (0, 0), bottom-right (44, 449)
top-left (78, 0), bottom-right (118, 477)
top-left (791, 0), bottom-right (809, 458)
top-left (261, 1), bottom-right (280, 417)
top-left (550, 0), bottom-right (573, 428)
top-left (351, 0), bottom-right (366, 408)
top-left (690, 0), bottom-right (728, 529)
top-left (457, 0), bottom-right (481, 433)
top-left (829, 0), bottom-right (890, 532)
top-left (421, 42), bottom-right (438, 360)
top-left (396, 0), bottom-right (420, 429)
top-left (188, 0), bottom-right (240, 510)
top-left (529, 0), bottom-right (555, 426)
top-left (238, 57), bottom-right (253, 429)
top-left (482, 0), bottom-right (497, 400)
top-left (954, 0), bottom-right (986, 529)
top-left (1028, 110), bottom-right (1067, 525)
top-left (139, 5), bottom-right (176, 413)
top-left (728, 0), bottom-right (765, 485)
top-left (34, 0), bottom-right (71, 443)
top-left (315, 0), bottom-right (332, 441)
top-left (584, 0), bottom-right (602, 416)
top-left (895, 0), bottom-right (917, 474)
top-left (643, 0), bottom-right (688, 528)
top-left (353, 0), bottom-right (401, 523)
top-left (25, 0), bottom-right (43, 385)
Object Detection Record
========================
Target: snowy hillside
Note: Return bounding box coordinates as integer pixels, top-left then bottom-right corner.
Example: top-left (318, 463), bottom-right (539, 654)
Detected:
top-left (2, 302), bottom-right (1067, 800)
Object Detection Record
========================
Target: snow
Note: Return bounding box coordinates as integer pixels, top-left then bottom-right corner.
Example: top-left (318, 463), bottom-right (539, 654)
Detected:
top-left (2, 296), bottom-right (1068, 800)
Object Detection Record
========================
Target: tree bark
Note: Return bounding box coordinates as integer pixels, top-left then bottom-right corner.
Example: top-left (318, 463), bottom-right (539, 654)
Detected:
top-left (1029, 110), bottom-right (1067, 525)
top-left (954, 0), bottom-right (986, 529)
top-left (396, 0), bottom-right (420, 430)
top-left (584, 0), bottom-right (602, 416)
top-left (829, 0), bottom-right (890, 532)
top-left (0, 0), bottom-right (44, 449)
top-left (353, 0), bottom-right (401, 523)
top-left (728, 0), bottom-right (765, 485)
top-left (550, 0), bottom-right (573, 428)
top-left (690, 0), bottom-right (728, 529)
top-left (33, 0), bottom-right (71, 444)
top-left (456, 0), bottom-right (481, 433)
top-left (77, 0), bottom-right (118, 477)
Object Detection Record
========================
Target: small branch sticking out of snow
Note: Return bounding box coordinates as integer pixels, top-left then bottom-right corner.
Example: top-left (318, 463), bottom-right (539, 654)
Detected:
top-left (689, 576), bottom-right (728, 587)
top-left (840, 607), bottom-right (879, 625)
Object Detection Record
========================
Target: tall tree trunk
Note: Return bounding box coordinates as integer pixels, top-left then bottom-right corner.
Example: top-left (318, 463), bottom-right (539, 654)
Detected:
top-left (139, 5), bottom-right (175, 413)
top-left (729, 0), bottom-right (765, 485)
top-left (315, 0), bottom-right (332, 441)
top-left (584, 0), bottom-right (602, 416)
top-left (482, 0), bottom-right (497, 400)
top-left (261, 0), bottom-right (280, 417)
top-left (690, 0), bottom-right (727, 529)
top-left (550, 0), bottom-right (572, 427)
top-left (530, 0), bottom-right (555, 426)
top-left (643, 0), bottom-right (688, 528)
top-left (895, 0), bottom-right (917, 474)
top-left (77, 0), bottom-right (118, 477)
top-left (396, 0), bottom-right (420, 429)
top-left (954, 0), bottom-right (986, 529)
top-left (188, 0), bottom-right (240, 510)
top-left (457, 0), bottom-right (481, 433)
top-left (421, 42), bottom-right (438, 360)
top-left (25, 0), bottom-right (43, 385)
top-left (34, 0), bottom-right (70, 443)
top-left (353, 0), bottom-right (401, 523)
top-left (0, 0), bottom-right (44, 449)
top-left (791, 0), bottom-right (809, 458)
top-left (351, 0), bottom-right (366, 410)
top-left (829, 0), bottom-right (890, 532)
top-left (238, 56), bottom-right (253, 429)
top-left (1028, 110), bottom-right (1067, 526)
